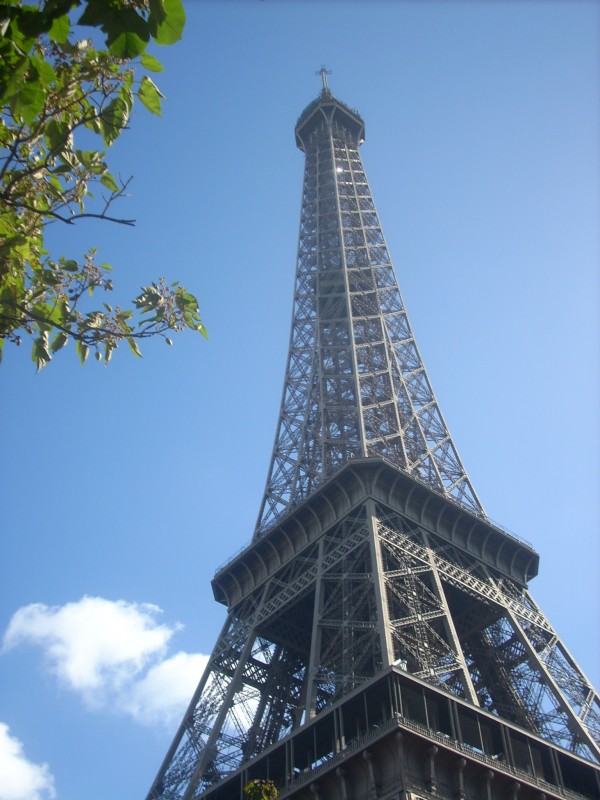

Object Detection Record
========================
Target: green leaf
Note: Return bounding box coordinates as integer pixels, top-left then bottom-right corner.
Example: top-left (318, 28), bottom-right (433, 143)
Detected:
top-left (108, 30), bottom-right (148, 59)
top-left (0, 216), bottom-right (14, 236)
top-left (149, 0), bottom-right (185, 45)
top-left (140, 53), bottom-right (164, 72)
top-left (0, 56), bottom-right (30, 103)
top-left (45, 0), bottom-right (75, 17)
top-left (32, 303), bottom-right (54, 332)
top-left (77, 0), bottom-right (114, 30)
top-left (85, 311), bottom-right (102, 327)
top-left (105, 8), bottom-right (150, 58)
top-left (78, 0), bottom-right (113, 28)
top-left (148, 0), bottom-right (167, 24)
top-left (15, 7), bottom-right (50, 38)
top-left (58, 148), bottom-right (79, 169)
top-left (100, 172), bottom-right (120, 193)
top-left (100, 95), bottom-right (131, 146)
top-left (137, 76), bottom-right (163, 116)
top-left (75, 339), bottom-right (89, 365)
top-left (29, 54), bottom-right (56, 87)
top-left (32, 336), bottom-right (51, 371)
top-left (50, 331), bottom-right (68, 353)
top-left (45, 119), bottom-right (69, 152)
top-left (46, 174), bottom-right (63, 197)
top-left (83, 112), bottom-right (104, 136)
top-left (126, 336), bottom-right (142, 358)
top-left (48, 14), bottom-right (70, 44)
top-left (10, 81), bottom-right (46, 125)
top-left (76, 149), bottom-right (103, 171)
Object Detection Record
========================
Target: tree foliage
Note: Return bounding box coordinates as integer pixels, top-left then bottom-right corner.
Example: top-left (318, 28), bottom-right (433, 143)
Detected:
top-left (0, 0), bottom-right (206, 369)
top-left (244, 779), bottom-right (279, 800)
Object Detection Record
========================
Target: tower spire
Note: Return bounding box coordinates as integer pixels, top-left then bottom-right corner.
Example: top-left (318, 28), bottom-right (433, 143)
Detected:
top-left (315, 64), bottom-right (332, 93)
top-left (255, 87), bottom-right (482, 537)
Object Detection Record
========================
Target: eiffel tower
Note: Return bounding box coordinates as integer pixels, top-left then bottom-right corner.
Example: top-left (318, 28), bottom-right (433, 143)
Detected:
top-left (147, 74), bottom-right (600, 800)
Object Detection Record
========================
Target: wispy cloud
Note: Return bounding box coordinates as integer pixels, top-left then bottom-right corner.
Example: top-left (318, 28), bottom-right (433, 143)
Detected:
top-left (2, 597), bottom-right (208, 728)
top-left (0, 723), bottom-right (55, 800)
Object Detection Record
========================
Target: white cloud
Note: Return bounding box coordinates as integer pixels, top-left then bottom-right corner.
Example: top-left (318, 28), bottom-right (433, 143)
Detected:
top-left (124, 651), bottom-right (209, 727)
top-left (2, 597), bottom-right (208, 728)
top-left (0, 723), bottom-right (55, 800)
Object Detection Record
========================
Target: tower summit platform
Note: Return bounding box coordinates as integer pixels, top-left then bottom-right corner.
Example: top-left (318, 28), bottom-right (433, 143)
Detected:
top-left (295, 88), bottom-right (365, 151)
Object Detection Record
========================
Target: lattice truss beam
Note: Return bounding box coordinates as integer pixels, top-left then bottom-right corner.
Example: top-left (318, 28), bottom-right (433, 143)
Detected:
top-left (149, 502), bottom-right (600, 800)
top-left (374, 511), bottom-right (600, 760)
top-left (256, 101), bottom-right (482, 536)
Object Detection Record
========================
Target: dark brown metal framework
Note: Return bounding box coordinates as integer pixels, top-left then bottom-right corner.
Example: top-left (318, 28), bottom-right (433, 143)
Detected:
top-left (255, 91), bottom-right (483, 537)
top-left (201, 668), bottom-right (600, 800)
top-left (146, 89), bottom-right (600, 800)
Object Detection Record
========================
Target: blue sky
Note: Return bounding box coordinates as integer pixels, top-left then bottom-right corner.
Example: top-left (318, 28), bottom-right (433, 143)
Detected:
top-left (1, 2), bottom-right (599, 799)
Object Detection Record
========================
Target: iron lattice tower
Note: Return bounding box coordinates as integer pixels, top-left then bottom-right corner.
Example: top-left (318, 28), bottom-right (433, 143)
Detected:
top-left (147, 83), bottom-right (600, 800)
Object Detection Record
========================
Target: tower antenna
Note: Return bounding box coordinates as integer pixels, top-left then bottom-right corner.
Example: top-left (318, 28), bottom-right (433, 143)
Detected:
top-left (315, 64), bottom-right (332, 92)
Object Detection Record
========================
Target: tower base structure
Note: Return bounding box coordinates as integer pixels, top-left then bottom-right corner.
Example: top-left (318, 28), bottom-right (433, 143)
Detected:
top-left (148, 460), bottom-right (600, 799)
top-left (202, 667), bottom-right (600, 800)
